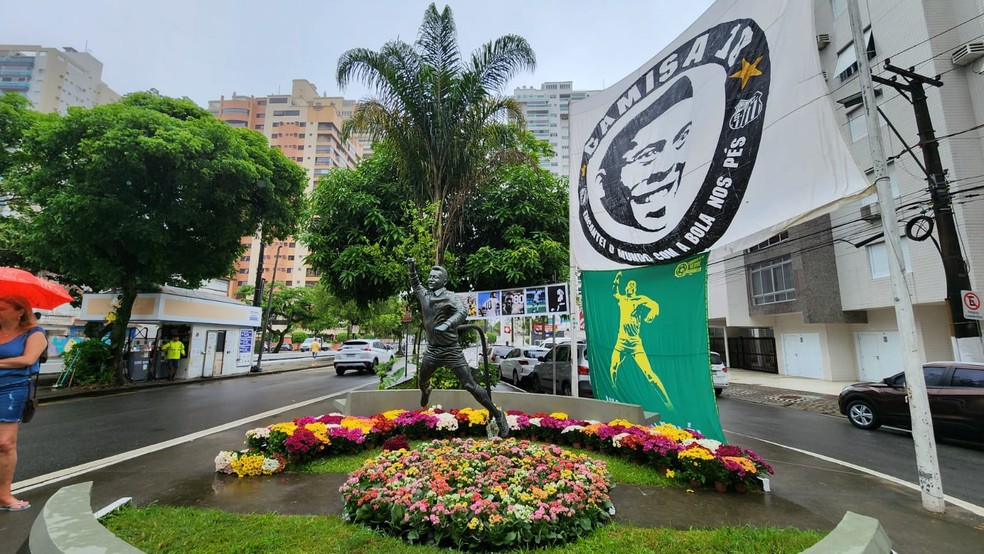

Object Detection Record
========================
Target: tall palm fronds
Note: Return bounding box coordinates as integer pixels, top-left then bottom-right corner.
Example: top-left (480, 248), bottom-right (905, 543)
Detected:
top-left (337, 3), bottom-right (535, 264)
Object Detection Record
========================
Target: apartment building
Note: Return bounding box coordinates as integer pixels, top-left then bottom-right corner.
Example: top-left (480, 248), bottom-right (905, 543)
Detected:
top-left (708, 0), bottom-right (984, 382)
top-left (511, 82), bottom-right (598, 177)
top-left (0, 45), bottom-right (118, 113)
top-left (208, 79), bottom-right (364, 297)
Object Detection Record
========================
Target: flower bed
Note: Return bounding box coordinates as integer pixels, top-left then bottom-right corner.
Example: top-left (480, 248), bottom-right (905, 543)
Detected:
top-left (339, 438), bottom-right (614, 549)
top-left (216, 408), bottom-right (773, 491)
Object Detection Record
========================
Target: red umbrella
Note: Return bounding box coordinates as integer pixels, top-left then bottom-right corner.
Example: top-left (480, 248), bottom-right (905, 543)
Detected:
top-left (0, 267), bottom-right (73, 310)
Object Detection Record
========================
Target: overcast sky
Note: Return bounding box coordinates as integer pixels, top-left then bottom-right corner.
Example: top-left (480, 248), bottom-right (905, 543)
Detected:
top-left (3, 0), bottom-right (714, 106)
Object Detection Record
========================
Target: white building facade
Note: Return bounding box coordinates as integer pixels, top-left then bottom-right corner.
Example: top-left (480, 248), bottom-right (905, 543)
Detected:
top-left (511, 82), bottom-right (598, 177)
top-left (708, 0), bottom-right (984, 381)
top-left (0, 45), bottom-right (118, 113)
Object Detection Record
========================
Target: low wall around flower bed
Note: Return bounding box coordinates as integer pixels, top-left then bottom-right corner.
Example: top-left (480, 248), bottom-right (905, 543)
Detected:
top-left (333, 390), bottom-right (658, 425)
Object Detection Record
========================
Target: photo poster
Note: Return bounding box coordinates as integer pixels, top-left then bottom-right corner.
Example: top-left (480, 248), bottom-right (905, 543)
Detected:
top-left (462, 283), bottom-right (569, 321)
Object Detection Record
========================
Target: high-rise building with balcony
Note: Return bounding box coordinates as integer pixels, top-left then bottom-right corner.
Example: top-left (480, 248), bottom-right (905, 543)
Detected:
top-left (511, 81), bottom-right (598, 178)
top-left (208, 79), bottom-right (365, 297)
top-left (0, 45), bottom-right (118, 113)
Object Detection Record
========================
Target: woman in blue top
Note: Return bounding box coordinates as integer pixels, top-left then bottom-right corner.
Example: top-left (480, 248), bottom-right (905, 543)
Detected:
top-left (0, 295), bottom-right (48, 512)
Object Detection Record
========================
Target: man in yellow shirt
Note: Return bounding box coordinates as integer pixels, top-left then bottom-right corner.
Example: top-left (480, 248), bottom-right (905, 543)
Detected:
top-left (161, 336), bottom-right (185, 380)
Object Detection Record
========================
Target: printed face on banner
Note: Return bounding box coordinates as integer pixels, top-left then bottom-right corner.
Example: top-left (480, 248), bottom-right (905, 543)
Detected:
top-left (525, 287), bottom-right (547, 314)
top-left (578, 19), bottom-right (770, 266)
top-left (476, 291), bottom-right (500, 318)
top-left (503, 289), bottom-right (525, 316)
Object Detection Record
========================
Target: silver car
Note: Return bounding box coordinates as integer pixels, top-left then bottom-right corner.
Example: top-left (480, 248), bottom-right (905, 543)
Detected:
top-left (498, 346), bottom-right (549, 387)
top-left (530, 342), bottom-right (592, 397)
top-left (334, 339), bottom-right (394, 375)
top-left (711, 351), bottom-right (729, 397)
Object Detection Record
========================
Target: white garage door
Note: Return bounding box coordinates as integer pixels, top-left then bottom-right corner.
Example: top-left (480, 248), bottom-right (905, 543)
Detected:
top-left (856, 331), bottom-right (902, 381)
top-left (781, 333), bottom-right (823, 379)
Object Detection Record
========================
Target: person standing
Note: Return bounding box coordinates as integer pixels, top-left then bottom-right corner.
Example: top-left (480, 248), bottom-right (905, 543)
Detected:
top-left (407, 258), bottom-right (509, 438)
top-left (161, 336), bottom-right (185, 381)
top-left (310, 339), bottom-right (321, 365)
top-left (0, 295), bottom-right (48, 512)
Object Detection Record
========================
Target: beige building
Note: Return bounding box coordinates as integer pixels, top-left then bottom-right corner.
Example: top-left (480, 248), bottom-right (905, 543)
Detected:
top-left (511, 81), bottom-right (598, 177)
top-left (708, 0), bottom-right (984, 382)
top-left (207, 79), bottom-right (366, 297)
top-left (0, 45), bottom-right (118, 113)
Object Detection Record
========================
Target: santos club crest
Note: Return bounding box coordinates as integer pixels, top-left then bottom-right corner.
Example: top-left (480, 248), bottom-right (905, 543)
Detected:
top-left (577, 19), bottom-right (770, 265)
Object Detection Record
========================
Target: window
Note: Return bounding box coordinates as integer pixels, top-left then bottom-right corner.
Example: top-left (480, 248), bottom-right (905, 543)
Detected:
top-left (272, 109), bottom-right (300, 116)
top-left (922, 366), bottom-right (947, 387)
top-left (951, 368), bottom-right (984, 388)
top-left (221, 107), bottom-right (249, 115)
top-left (285, 280), bottom-right (292, 286)
top-left (861, 163), bottom-right (900, 206)
top-left (268, 97), bottom-right (288, 104)
top-left (866, 238), bottom-right (912, 278)
top-left (834, 30), bottom-right (875, 81)
top-left (849, 110), bottom-right (867, 142)
top-left (749, 255), bottom-right (795, 305)
top-left (315, 157), bottom-right (332, 165)
top-left (254, 124), bottom-right (263, 130)
top-left (831, 0), bottom-right (847, 17)
top-left (747, 231), bottom-right (789, 252)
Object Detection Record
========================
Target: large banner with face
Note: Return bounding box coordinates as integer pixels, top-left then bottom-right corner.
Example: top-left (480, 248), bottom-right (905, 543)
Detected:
top-left (581, 254), bottom-right (723, 442)
top-left (570, 0), bottom-right (866, 270)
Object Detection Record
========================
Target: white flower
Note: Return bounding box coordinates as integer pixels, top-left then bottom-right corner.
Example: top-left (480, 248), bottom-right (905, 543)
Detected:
top-left (435, 413), bottom-right (459, 431)
top-left (611, 432), bottom-right (630, 447)
top-left (261, 457), bottom-right (282, 473)
top-left (681, 438), bottom-right (722, 453)
top-left (529, 418), bottom-right (543, 427)
top-left (561, 425), bottom-right (585, 434)
top-left (506, 414), bottom-right (521, 429)
top-left (245, 427), bottom-right (270, 439)
top-left (214, 451), bottom-right (234, 473)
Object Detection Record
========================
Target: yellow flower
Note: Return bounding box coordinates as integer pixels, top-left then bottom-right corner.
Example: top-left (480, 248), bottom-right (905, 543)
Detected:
top-left (340, 417), bottom-right (374, 432)
top-left (270, 422), bottom-right (298, 436)
top-left (381, 409), bottom-right (406, 420)
top-left (678, 447), bottom-right (714, 461)
top-left (549, 412), bottom-right (569, 420)
top-left (665, 469), bottom-right (676, 479)
top-left (652, 423), bottom-right (694, 442)
top-left (304, 422), bottom-right (329, 443)
top-left (467, 517), bottom-right (481, 530)
top-left (230, 454), bottom-right (265, 477)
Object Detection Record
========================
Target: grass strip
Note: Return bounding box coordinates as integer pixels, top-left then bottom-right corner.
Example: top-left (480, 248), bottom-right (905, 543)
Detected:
top-left (103, 506), bottom-right (823, 554)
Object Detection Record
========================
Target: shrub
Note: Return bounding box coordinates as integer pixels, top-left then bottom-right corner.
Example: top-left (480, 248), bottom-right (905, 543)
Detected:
top-left (66, 340), bottom-right (114, 385)
top-left (414, 364), bottom-right (499, 390)
top-left (291, 331), bottom-right (308, 343)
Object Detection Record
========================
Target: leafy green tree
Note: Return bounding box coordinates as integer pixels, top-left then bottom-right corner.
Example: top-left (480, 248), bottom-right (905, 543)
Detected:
top-left (6, 92), bottom-right (307, 383)
top-left (336, 3), bottom-right (536, 264)
top-left (456, 159), bottom-right (569, 290)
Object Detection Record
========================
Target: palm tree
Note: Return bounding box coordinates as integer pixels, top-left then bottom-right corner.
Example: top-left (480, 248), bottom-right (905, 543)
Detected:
top-left (336, 3), bottom-right (536, 264)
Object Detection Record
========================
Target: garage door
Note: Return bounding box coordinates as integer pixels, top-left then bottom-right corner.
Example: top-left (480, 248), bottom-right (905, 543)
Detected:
top-left (781, 333), bottom-right (823, 379)
top-left (856, 331), bottom-right (902, 381)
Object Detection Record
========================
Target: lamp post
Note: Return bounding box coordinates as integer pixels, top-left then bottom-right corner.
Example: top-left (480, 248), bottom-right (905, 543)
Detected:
top-left (251, 243), bottom-right (283, 373)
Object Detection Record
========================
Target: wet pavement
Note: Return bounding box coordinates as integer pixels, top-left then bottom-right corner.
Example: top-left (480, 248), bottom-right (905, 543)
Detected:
top-left (8, 363), bottom-right (984, 553)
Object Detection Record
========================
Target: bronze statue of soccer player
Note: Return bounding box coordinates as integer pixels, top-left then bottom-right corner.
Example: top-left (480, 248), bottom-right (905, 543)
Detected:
top-left (407, 258), bottom-right (509, 438)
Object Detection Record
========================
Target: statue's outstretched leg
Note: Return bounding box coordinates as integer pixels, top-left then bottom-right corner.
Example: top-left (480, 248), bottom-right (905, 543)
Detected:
top-left (418, 360), bottom-right (435, 408)
top-left (458, 367), bottom-right (509, 438)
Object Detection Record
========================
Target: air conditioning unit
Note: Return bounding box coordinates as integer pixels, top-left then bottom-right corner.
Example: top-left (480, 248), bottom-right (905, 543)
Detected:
top-left (952, 42), bottom-right (984, 66)
top-left (860, 203), bottom-right (881, 222)
top-left (816, 34), bottom-right (831, 50)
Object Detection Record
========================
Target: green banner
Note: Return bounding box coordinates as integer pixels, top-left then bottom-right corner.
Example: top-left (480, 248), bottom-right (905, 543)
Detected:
top-left (581, 253), bottom-right (724, 442)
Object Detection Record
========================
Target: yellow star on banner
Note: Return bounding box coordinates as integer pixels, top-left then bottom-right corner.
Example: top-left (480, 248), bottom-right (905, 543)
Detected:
top-left (730, 56), bottom-right (764, 89)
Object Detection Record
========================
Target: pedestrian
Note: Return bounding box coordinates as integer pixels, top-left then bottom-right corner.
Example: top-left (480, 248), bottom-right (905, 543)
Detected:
top-left (310, 339), bottom-right (321, 365)
top-left (161, 335), bottom-right (185, 380)
top-left (0, 295), bottom-right (48, 513)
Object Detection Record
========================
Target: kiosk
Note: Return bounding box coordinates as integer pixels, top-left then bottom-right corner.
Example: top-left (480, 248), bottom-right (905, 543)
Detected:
top-left (79, 285), bottom-right (262, 380)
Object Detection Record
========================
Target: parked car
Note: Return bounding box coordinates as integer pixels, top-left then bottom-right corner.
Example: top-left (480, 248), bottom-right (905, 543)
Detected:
top-left (298, 338), bottom-right (321, 352)
top-left (498, 346), bottom-right (549, 387)
top-left (277, 343), bottom-right (293, 352)
top-left (484, 344), bottom-right (515, 370)
top-left (710, 351), bottom-right (729, 397)
top-left (334, 339), bottom-right (394, 375)
top-left (530, 342), bottom-right (592, 398)
top-left (838, 361), bottom-right (984, 441)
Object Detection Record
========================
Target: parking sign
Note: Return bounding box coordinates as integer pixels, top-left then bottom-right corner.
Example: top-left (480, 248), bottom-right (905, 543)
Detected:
top-left (962, 290), bottom-right (982, 320)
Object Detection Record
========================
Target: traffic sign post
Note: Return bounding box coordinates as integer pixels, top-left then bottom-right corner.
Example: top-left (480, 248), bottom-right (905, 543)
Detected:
top-left (961, 290), bottom-right (982, 321)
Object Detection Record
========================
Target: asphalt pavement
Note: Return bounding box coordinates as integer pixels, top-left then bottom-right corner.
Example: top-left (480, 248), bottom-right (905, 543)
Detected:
top-left (9, 361), bottom-right (984, 553)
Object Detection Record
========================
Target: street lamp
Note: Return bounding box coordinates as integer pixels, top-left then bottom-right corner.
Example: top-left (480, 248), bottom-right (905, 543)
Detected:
top-left (251, 243), bottom-right (283, 373)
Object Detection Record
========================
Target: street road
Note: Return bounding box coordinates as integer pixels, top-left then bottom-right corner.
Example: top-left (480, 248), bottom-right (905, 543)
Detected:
top-left (15, 366), bottom-right (374, 482)
top-left (719, 396), bottom-right (984, 507)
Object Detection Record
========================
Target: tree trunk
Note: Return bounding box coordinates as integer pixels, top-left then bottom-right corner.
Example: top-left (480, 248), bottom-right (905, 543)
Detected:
top-left (110, 279), bottom-right (138, 385)
top-left (433, 196), bottom-right (445, 265)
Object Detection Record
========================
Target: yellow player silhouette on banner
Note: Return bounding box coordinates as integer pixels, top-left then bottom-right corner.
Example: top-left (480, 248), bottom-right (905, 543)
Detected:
top-left (609, 271), bottom-right (673, 408)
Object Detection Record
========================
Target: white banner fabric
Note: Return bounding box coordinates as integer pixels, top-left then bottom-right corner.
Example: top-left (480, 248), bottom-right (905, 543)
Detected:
top-left (569, 0), bottom-right (869, 271)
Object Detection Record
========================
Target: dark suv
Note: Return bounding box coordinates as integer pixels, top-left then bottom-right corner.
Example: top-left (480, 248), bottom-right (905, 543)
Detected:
top-left (838, 361), bottom-right (984, 441)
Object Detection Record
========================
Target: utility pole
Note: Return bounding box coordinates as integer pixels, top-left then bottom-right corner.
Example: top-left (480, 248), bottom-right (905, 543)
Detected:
top-left (848, 0), bottom-right (944, 513)
top-left (252, 243), bottom-right (283, 373)
top-left (869, 65), bottom-right (982, 361)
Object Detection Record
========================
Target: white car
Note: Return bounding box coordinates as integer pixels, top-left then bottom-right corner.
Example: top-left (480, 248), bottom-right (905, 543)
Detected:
top-left (499, 346), bottom-right (549, 386)
top-left (711, 351), bottom-right (729, 397)
top-left (334, 339), bottom-right (394, 375)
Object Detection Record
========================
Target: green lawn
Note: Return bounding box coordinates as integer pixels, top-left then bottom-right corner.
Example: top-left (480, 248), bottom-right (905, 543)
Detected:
top-left (102, 444), bottom-right (823, 553)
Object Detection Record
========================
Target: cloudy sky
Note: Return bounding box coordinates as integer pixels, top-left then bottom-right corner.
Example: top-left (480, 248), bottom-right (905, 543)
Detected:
top-left (3, 0), bottom-right (714, 106)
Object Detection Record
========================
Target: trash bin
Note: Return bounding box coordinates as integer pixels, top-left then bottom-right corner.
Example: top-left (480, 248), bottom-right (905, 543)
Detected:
top-left (127, 351), bottom-right (151, 381)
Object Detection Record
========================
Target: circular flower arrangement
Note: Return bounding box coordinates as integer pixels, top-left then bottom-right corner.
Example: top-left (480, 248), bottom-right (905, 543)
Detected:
top-left (339, 437), bottom-right (615, 549)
